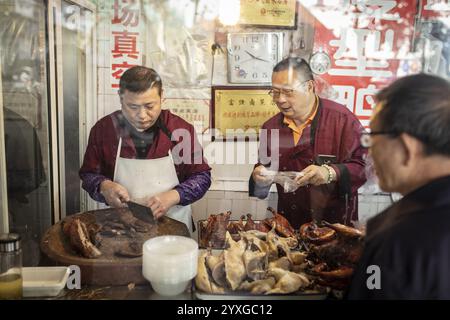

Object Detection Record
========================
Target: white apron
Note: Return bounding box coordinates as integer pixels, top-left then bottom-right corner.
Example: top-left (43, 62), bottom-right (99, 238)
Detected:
top-left (113, 137), bottom-right (193, 233)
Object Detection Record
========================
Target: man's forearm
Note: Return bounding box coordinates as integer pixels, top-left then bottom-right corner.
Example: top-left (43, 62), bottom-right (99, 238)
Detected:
top-left (175, 171), bottom-right (211, 206)
top-left (80, 172), bottom-right (109, 204)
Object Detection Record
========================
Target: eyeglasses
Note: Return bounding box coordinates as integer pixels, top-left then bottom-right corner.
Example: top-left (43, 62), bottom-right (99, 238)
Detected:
top-left (268, 81), bottom-right (310, 99)
top-left (268, 88), bottom-right (295, 99)
top-left (360, 131), bottom-right (400, 148)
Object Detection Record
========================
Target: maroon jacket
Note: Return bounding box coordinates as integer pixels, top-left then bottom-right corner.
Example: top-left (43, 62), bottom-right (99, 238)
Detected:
top-left (79, 110), bottom-right (211, 205)
top-left (249, 98), bottom-right (367, 228)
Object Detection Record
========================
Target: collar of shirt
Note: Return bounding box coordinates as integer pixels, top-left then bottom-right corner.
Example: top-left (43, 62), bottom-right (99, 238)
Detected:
top-left (283, 95), bottom-right (319, 145)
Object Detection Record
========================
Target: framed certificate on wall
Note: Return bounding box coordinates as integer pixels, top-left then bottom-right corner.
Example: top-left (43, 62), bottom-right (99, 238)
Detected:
top-left (211, 86), bottom-right (279, 141)
top-left (239, 0), bottom-right (297, 29)
top-left (162, 98), bottom-right (210, 133)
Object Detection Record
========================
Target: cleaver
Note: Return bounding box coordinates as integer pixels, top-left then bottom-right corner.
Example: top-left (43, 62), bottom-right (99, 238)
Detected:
top-left (127, 201), bottom-right (156, 224)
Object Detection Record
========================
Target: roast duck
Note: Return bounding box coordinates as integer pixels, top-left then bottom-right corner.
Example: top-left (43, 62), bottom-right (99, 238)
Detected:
top-left (198, 206), bottom-right (365, 294)
top-left (299, 221), bottom-right (365, 290)
top-left (62, 208), bottom-right (150, 259)
top-left (199, 207), bottom-right (296, 248)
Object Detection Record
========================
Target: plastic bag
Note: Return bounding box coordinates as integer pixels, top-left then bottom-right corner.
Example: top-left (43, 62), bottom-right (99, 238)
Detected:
top-left (260, 167), bottom-right (305, 193)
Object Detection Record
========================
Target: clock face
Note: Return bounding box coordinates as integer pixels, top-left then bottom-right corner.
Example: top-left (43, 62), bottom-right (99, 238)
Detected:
top-left (227, 32), bottom-right (283, 84)
top-left (309, 51), bottom-right (332, 75)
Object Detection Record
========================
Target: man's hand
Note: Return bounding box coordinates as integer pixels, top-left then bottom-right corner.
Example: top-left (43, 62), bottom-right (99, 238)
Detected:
top-left (147, 190), bottom-right (181, 219)
top-left (295, 165), bottom-right (333, 187)
top-left (252, 165), bottom-right (273, 187)
top-left (100, 180), bottom-right (130, 208)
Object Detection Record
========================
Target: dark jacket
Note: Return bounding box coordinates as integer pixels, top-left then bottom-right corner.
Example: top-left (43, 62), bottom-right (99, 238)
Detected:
top-left (4, 108), bottom-right (45, 199)
top-left (347, 175), bottom-right (450, 299)
top-left (249, 98), bottom-right (367, 228)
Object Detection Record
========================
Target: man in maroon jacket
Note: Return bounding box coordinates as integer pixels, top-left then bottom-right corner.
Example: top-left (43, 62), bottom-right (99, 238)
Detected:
top-left (249, 57), bottom-right (367, 228)
top-left (79, 66), bottom-right (211, 231)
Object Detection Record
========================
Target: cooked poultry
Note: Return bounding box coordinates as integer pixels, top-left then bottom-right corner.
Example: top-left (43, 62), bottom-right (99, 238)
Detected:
top-left (265, 207), bottom-right (296, 238)
top-left (268, 256), bottom-right (291, 271)
top-left (201, 211), bottom-right (232, 248)
top-left (299, 222), bottom-right (336, 244)
top-left (309, 236), bottom-right (364, 267)
top-left (322, 221), bottom-right (363, 238)
top-left (255, 221), bottom-right (272, 233)
top-left (266, 267), bottom-right (310, 294)
top-left (291, 263), bottom-right (309, 273)
top-left (240, 229), bottom-right (267, 240)
top-left (238, 277), bottom-right (276, 294)
top-left (114, 241), bottom-right (142, 258)
top-left (313, 263), bottom-right (354, 280)
top-left (117, 208), bottom-right (149, 233)
top-left (224, 232), bottom-right (246, 290)
top-left (300, 220), bottom-right (365, 291)
top-left (227, 215), bottom-right (246, 234)
top-left (244, 214), bottom-right (256, 231)
top-left (279, 236), bottom-right (298, 249)
top-left (195, 251), bottom-right (213, 293)
top-left (289, 251), bottom-right (307, 265)
top-left (266, 227), bottom-right (291, 261)
top-left (195, 251), bottom-right (225, 294)
top-left (62, 218), bottom-right (102, 259)
top-left (212, 260), bottom-right (228, 288)
top-left (195, 230), bottom-right (321, 296)
top-left (240, 232), bottom-right (269, 254)
top-left (205, 249), bottom-right (223, 271)
top-left (200, 209), bottom-right (296, 248)
top-left (243, 240), bottom-right (267, 281)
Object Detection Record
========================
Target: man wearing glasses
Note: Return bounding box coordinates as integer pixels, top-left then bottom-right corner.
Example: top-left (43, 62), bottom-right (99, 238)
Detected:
top-left (249, 57), bottom-right (367, 228)
top-left (347, 74), bottom-right (450, 299)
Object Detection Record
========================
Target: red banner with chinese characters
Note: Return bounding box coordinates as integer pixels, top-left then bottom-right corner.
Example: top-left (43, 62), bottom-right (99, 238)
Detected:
top-left (421, 0), bottom-right (450, 18)
top-left (306, 0), bottom-right (418, 128)
top-left (110, 0), bottom-right (142, 90)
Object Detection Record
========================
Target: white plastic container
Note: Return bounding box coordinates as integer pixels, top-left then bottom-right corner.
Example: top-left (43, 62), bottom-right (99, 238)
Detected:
top-left (143, 236), bottom-right (198, 296)
top-left (22, 267), bottom-right (70, 297)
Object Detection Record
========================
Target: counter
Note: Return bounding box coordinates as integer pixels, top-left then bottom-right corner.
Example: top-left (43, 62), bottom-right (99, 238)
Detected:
top-left (32, 283), bottom-right (194, 300)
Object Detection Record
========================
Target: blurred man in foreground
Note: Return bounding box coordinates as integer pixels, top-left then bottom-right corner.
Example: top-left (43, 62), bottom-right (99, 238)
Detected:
top-left (347, 74), bottom-right (450, 299)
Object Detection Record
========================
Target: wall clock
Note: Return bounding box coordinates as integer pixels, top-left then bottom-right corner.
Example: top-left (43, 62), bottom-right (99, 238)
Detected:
top-left (227, 32), bottom-right (283, 84)
top-left (309, 50), bottom-right (332, 75)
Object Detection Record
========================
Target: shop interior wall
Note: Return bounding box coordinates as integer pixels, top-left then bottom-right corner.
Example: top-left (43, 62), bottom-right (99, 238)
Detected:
top-left (94, 0), bottom-right (395, 237)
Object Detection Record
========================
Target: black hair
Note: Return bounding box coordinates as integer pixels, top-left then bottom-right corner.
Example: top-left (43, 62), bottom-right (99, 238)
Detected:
top-left (273, 57), bottom-right (314, 82)
top-left (375, 73), bottom-right (450, 156)
top-left (119, 66), bottom-right (162, 96)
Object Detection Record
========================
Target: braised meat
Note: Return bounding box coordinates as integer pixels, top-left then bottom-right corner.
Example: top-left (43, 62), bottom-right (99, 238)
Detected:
top-left (114, 241), bottom-right (142, 258)
top-left (200, 211), bottom-right (232, 248)
top-left (263, 207), bottom-right (296, 238)
top-left (300, 221), bottom-right (365, 290)
top-left (62, 218), bottom-right (102, 259)
top-left (227, 215), bottom-right (245, 234)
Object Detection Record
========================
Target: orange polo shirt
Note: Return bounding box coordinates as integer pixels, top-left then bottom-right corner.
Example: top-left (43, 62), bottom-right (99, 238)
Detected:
top-left (283, 95), bottom-right (319, 145)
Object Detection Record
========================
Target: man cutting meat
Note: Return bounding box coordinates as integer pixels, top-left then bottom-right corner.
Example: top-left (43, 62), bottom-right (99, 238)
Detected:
top-left (79, 66), bottom-right (211, 232)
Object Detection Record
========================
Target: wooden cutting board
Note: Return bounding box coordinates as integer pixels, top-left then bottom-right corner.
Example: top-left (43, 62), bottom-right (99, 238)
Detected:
top-left (40, 208), bottom-right (190, 286)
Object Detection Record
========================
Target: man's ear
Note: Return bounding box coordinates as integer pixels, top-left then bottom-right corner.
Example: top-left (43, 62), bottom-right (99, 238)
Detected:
top-left (306, 80), bottom-right (315, 93)
top-left (399, 133), bottom-right (424, 167)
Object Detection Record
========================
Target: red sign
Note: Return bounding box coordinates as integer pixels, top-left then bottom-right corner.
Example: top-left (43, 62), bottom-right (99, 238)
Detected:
top-left (306, 0), bottom-right (418, 128)
top-left (110, 0), bottom-right (142, 89)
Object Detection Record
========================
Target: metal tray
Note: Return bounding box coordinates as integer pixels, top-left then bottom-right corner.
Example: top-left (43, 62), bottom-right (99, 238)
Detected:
top-left (194, 288), bottom-right (328, 300)
top-left (194, 249), bottom-right (329, 300)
